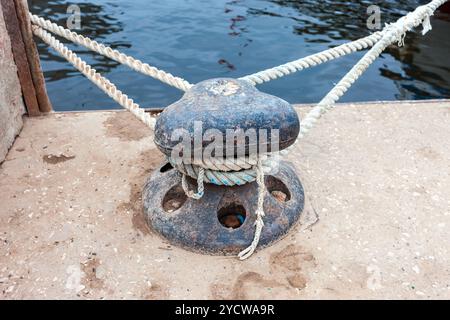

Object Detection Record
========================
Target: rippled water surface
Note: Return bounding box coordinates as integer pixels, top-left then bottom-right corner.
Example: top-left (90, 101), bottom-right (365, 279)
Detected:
top-left (29, 0), bottom-right (450, 111)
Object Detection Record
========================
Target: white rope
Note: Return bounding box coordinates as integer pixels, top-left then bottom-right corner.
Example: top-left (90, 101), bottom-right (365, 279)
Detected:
top-left (175, 161), bottom-right (257, 186)
top-left (181, 168), bottom-right (205, 199)
top-left (32, 26), bottom-right (157, 130)
top-left (32, 22), bottom-right (268, 259)
top-left (169, 155), bottom-right (267, 186)
top-left (29, 14), bottom-right (193, 92)
top-left (238, 159), bottom-right (266, 260)
top-left (280, 0), bottom-right (446, 156)
top-left (240, 0), bottom-right (446, 86)
top-left (239, 32), bottom-right (383, 85)
top-left (177, 156), bottom-right (267, 260)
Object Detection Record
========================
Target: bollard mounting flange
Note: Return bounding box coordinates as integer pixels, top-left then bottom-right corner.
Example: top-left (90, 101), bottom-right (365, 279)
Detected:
top-left (143, 160), bottom-right (304, 255)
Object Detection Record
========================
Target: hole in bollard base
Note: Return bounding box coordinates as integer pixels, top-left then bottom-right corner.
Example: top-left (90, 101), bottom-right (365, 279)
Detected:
top-left (162, 184), bottom-right (187, 213)
top-left (265, 175), bottom-right (291, 203)
top-left (217, 204), bottom-right (246, 229)
top-left (160, 162), bottom-right (174, 173)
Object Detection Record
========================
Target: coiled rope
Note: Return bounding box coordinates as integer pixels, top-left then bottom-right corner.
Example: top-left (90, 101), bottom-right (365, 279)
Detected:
top-left (30, 0), bottom-right (447, 259)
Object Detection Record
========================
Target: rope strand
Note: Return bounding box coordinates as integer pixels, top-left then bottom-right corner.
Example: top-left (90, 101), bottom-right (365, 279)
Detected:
top-left (239, 32), bottom-right (383, 85)
top-left (32, 26), bottom-right (157, 130)
top-left (29, 13), bottom-right (193, 92)
top-left (238, 159), bottom-right (266, 260)
top-left (281, 0), bottom-right (446, 156)
top-left (181, 168), bottom-right (205, 200)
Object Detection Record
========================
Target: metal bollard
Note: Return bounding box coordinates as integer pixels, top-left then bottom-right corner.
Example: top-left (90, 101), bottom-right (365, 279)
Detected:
top-left (143, 78), bottom-right (305, 255)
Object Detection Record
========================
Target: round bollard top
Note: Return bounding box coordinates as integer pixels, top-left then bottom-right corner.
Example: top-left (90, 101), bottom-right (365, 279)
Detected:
top-left (154, 78), bottom-right (300, 159)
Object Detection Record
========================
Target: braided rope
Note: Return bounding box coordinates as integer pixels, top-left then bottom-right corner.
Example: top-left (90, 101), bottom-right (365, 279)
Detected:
top-left (179, 0), bottom-right (446, 183)
top-left (181, 167), bottom-right (205, 199)
top-left (174, 160), bottom-right (257, 186)
top-left (238, 159), bottom-right (266, 260)
top-left (178, 157), bottom-right (266, 260)
top-left (30, 0), bottom-right (447, 260)
top-left (32, 26), bottom-right (157, 130)
top-left (280, 0), bottom-right (446, 156)
top-left (239, 32), bottom-right (383, 85)
top-left (29, 14), bottom-right (193, 92)
top-left (169, 153), bottom-right (277, 186)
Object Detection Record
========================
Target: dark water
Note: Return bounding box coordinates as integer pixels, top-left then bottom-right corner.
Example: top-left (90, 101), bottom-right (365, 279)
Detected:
top-left (29, 0), bottom-right (450, 111)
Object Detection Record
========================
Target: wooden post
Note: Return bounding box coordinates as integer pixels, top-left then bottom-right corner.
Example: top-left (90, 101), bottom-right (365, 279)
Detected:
top-left (1, 0), bottom-right (40, 116)
top-left (14, 0), bottom-right (52, 113)
top-left (0, 0), bottom-right (52, 116)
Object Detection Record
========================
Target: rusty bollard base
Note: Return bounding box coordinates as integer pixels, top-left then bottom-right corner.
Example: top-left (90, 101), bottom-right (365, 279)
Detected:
top-left (143, 160), bottom-right (305, 255)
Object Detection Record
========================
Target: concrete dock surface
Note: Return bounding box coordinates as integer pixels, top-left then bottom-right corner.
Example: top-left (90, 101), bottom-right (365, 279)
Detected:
top-left (0, 100), bottom-right (449, 299)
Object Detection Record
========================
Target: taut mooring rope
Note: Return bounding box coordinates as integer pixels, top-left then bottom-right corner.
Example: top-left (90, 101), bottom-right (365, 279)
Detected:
top-left (29, 13), bottom-right (193, 92)
top-left (32, 26), bottom-right (157, 130)
top-left (239, 32), bottom-right (383, 85)
top-left (281, 0), bottom-right (447, 156)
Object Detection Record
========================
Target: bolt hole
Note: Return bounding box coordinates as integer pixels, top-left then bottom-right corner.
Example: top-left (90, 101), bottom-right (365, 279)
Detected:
top-left (217, 204), bottom-right (246, 229)
top-left (265, 175), bottom-right (291, 203)
top-left (162, 184), bottom-right (187, 213)
top-left (160, 162), bottom-right (173, 173)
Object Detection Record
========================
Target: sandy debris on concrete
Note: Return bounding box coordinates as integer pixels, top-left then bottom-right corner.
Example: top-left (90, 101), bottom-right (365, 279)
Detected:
top-left (0, 102), bottom-right (450, 299)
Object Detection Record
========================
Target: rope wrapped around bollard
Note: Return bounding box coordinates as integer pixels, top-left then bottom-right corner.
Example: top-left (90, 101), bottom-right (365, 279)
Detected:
top-left (154, 77), bottom-right (300, 259)
top-left (178, 158), bottom-right (266, 259)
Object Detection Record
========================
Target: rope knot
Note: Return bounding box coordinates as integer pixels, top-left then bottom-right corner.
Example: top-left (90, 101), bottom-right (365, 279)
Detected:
top-left (255, 209), bottom-right (265, 219)
top-left (254, 215), bottom-right (265, 228)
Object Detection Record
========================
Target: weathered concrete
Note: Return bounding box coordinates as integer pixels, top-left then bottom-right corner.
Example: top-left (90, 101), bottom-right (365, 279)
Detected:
top-left (0, 3), bottom-right (26, 163)
top-left (0, 101), bottom-right (449, 299)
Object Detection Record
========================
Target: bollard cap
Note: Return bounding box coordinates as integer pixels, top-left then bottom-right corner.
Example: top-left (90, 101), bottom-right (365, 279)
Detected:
top-left (154, 78), bottom-right (300, 160)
